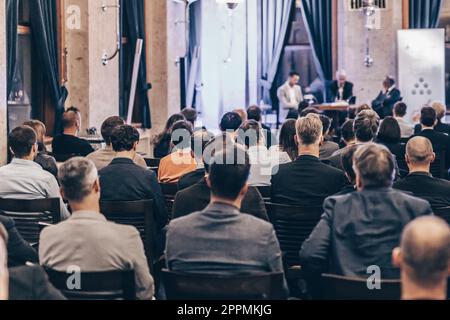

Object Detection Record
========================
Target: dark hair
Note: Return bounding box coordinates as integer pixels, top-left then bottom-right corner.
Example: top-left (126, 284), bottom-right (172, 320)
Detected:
top-left (171, 120), bottom-right (193, 149)
top-left (208, 146), bottom-right (250, 200)
top-left (236, 120), bottom-right (262, 149)
top-left (420, 106), bottom-right (437, 127)
top-left (289, 71), bottom-right (300, 78)
top-left (101, 116), bottom-right (125, 145)
top-left (220, 112), bottom-right (243, 132)
top-left (384, 76), bottom-right (396, 88)
top-left (354, 110), bottom-right (380, 142)
top-left (203, 133), bottom-right (235, 172)
top-left (394, 102), bottom-right (407, 117)
top-left (191, 130), bottom-right (214, 160)
top-left (9, 126), bottom-right (37, 158)
top-left (111, 125), bottom-right (140, 152)
top-left (341, 120), bottom-right (355, 143)
top-left (286, 109), bottom-right (299, 120)
top-left (152, 113), bottom-right (186, 146)
top-left (298, 101), bottom-right (310, 115)
top-left (319, 115), bottom-right (332, 135)
top-left (341, 145), bottom-right (358, 184)
top-left (378, 117), bottom-right (401, 144)
top-left (299, 107), bottom-right (320, 118)
top-left (279, 119), bottom-right (298, 161)
top-left (181, 108), bottom-right (198, 127)
top-left (247, 105), bottom-right (262, 122)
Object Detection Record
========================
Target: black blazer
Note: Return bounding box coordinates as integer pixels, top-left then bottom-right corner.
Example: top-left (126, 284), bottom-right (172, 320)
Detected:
top-left (329, 81), bottom-right (354, 102)
top-left (271, 155), bottom-right (347, 207)
top-left (394, 172), bottom-right (450, 210)
top-left (300, 188), bottom-right (433, 279)
top-left (413, 129), bottom-right (450, 168)
top-left (178, 169), bottom-right (206, 191)
top-left (172, 178), bottom-right (269, 222)
top-left (52, 134), bottom-right (94, 157)
top-left (414, 121), bottom-right (450, 136)
top-left (9, 264), bottom-right (66, 300)
top-left (372, 88), bottom-right (402, 118)
top-left (0, 215), bottom-right (38, 267)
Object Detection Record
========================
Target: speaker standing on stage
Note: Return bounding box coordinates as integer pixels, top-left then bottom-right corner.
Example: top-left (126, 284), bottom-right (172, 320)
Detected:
top-left (372, 76), bottom-right (402, 119)
top-left (277, 71), bottom-right (303, 121)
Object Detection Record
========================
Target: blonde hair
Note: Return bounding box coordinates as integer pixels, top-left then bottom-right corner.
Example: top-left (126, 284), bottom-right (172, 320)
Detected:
top-left (431, 101), bottom-right (446, 120)
top-left (296, 113), bottom-right (323, 145)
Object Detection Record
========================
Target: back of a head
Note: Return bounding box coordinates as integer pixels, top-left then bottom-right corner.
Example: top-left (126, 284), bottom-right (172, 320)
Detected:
top-left (236, 120), bottom-right (263, 149)
top-left (279, 119), bottom-right (298, 160)
top-left (354, 109), bottom-right (380, 142)
top-left (23, 120), bottom-right (46, 141)
top-left (62, 108), bottom-right (80, 130)
top-left (203, 133), bottom-right (235, 172)
top-left (341, 120), bottom-right (355, 143)
top-left (9, 126), bottom-right (37, 159)
top-left (181, 108), bottom-right (198, 127)
top-left (247, 105), bottom-right (262, 122)
top-left (401, 216), bottom-right (450, 288)
top-left (101, 116), bottom-right (125, 145)
top-left (299, 107), bottom-right (319, 118)
top-left (110, 125), bottom-right (140, 152)
top-left (165, 113), bottom-right (186, 132)
top-left (296, 113), bottom-right (323, 146)
top-left (378, 117), bottom-right (401, 144)
top-left (59, 157), bottom-right (98, 203)
top-left (353, 143), bottom-right (395, 188)
top-left (406, 136), bottom-right (434, 165)
top-left (431, 102), bottom-right (446, 121)
top-left (421, 106), bottom-right (437, 127)
top-left (298, 101), bottom-right (310, 115)
top-left (319, 115), bottom-right (332, 135)
top-left (394, 102), bottom-right (408, 118)
top-left (220, 112), bottom-right (243, 132)
top-left (208, 145), bottom-right (250, 201)
top-left (233, 109), bottom-right (248, 123)
top-left (171, 120), bottom-right (194, 149)
top-left (191, 129), bottom-right (214, 161)
top-left (341, 144), bottom-right (359, 184)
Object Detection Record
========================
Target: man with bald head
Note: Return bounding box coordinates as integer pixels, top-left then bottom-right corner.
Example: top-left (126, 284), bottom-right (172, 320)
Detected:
top-left (393, 217), bottom-right (450, 300)
top-left (394, 137), bottom-right (450, 210)
top-left (52, 107), bottom-right (94, 157)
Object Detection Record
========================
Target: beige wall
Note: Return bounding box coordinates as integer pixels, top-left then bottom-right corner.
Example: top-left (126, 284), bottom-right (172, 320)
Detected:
top-left (0, 2), bottom-right (7, 165)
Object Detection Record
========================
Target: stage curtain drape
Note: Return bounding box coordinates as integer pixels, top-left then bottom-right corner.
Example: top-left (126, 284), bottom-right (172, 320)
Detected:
top-left (30, 0), bottom-right (68, 135)
top-left (123, 0), bottom-right (152, 129)
top-left (301, 0), bottom-right (333, 100)
top-left (409, 0), bottom-right (442, 29)
top-left (186, 0), bottom-right (202, 110)
top-left (260, 0), bottom-right (295, 105)
top-left (6, 0), bottom-right (18, 98)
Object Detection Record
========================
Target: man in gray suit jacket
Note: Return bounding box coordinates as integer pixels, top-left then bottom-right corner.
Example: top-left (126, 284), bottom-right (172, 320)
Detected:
top-left (277, 72), bottom-right (303, 122)
top-left (165, 145), bottom-right (288, 296)
top-left (39, 158), bottom-right (154, 300)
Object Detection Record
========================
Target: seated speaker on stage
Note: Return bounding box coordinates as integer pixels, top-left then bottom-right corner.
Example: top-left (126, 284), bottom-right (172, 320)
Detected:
top-left (329, 70), bottom-right (354, 103)
top-left (371, 76), bottom-right (402, 119)
top-left (277, 71), bottom-right (303, 122)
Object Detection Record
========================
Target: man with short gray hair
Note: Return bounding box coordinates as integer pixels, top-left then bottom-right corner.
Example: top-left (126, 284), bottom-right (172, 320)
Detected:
top-left (300, 143), bottom-right (432, 280)
top-left (394, 137), bottom-right (450, 210)
top-left (39, 158), bottom-right (154, 300)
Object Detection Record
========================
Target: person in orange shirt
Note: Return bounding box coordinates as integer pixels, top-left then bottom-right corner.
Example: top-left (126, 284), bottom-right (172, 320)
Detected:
top-left (158, 120), bottom-right (197, 184)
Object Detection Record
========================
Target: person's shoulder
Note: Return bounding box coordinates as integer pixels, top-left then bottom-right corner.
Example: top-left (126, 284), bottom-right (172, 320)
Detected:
top-left (319, 160), bottom-right (345, 175)
top-left (0, 214), bottom-right (14, 228)
top-left (390, 188), bottom-right (430, 204)
top-left (168, 211), bottom-right (203, 230)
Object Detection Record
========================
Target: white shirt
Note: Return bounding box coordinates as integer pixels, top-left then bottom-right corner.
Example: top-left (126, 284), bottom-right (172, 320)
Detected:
top-left (288, 85), bottom-right (297, 104)
top-left (247, 146), bottom-right (272, 187)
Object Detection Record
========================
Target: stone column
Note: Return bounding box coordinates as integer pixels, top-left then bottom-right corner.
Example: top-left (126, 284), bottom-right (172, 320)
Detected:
top-left (0, 1), bottom-right (7, 165)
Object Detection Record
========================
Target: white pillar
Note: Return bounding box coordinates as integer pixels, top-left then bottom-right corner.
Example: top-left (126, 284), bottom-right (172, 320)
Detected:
top-left (0, 0), bottom-right (8, 165)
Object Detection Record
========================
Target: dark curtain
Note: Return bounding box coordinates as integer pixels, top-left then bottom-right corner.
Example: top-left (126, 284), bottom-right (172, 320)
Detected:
top-left (301, 0), bottom-right (333, 100)
top-left (6, 0), bottom-right (19, 97)
top-left (123, 0), bottom-right (152, 129)
top-left (259, 0), bottom-right (295, 105)
top-left (410, 0), bottom-right (442, 29)
top-left (30, 0), bottom-right (68, 135)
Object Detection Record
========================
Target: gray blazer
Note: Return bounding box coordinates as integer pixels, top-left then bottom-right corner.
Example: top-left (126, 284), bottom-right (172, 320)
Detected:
top-left (39, 211), bottom-right (154, 300)
top-left (277, 82), bottom-right (303, 110)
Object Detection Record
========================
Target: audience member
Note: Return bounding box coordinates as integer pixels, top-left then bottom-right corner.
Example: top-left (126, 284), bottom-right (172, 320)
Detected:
top-left (271, 114), bottom-right (346, 207)
top-left (220, 112), bottom-right (243, 133)
top-left (319, 115), bottom-right (339, 160)
top-left (247, 105), bottom-right (277, 147)
top-left (393, 102), bottom-right (414, 138)
top-left (269, 119), bottom-right (297, 164)
top-left (233, 108), bottom-right (248, 123)
top-left (394, 137), bottom-right (450, 210)
top-left (99, 125), bottom-right (168, 255)
top-left (39, 158), bottom-right (154, 300)
top-left (52, 107), bottom-right (94, 157)
top-left (23, 120), bottom-right (58, 180)
top-left (348, 104), bottom-right (371, 120)
top-left (299, 107), bottom-right (320, 118)
top-left (376, 117), bottom-right (405, 161)
top-left (158, 120), bottom-right (197, 184)
top-left (300, 144), bottom-right (432, 279)
top-left (181, 108), bottom-right (198, 128)
top-left (166, 146), bottom-right (288, 296)
top-left (334, 145), bottom-right (359, 196)
top-left (392, 216), bottom-right (450, 300)
top-left (339, 119), bottom-right (356, 148)
top-left (152, 113), bottom-right (186, 159)
top-left (297, 101), bottom-right (310, 117)
top-left (415, 102), bottom-right (450, 136)
top-left (87, 116), bottom-right (147, 170)
top-left (0, 126), bottom-right (70, 219)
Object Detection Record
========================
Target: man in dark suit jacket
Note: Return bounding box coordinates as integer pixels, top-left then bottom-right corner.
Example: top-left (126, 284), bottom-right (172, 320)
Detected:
top-left (300, 144), bottom-right (432, 281)
top-left (271, 114), bottom-right (346, 207)
top-left (329, 70), bottom-right (354, 102)
top-left (166, 146), bottom-right (288, 297)
top-left (394, 137), bottom-right (450, 210)
top-left (0, 215), bottom-right (38, 267)
top-left (372, 77), bottom-right (402, 118)
top-left (99, 125), bottom-right (168, 255)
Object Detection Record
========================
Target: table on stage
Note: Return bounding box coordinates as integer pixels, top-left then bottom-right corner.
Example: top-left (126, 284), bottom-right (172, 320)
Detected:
top-left (313, 103), bottom-right (355, 130)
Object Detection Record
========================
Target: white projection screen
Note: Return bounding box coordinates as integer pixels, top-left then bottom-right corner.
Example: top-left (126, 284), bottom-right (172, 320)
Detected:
top-left (398, 29), bottom-right (446, 121)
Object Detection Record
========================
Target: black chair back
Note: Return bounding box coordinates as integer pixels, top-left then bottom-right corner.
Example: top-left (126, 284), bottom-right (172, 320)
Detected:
top-left (162, 270), bottom-right (285, 300)
top-left (256, 186), bottom-right (271, 201)
top-left (45, 268), bottom-right (136, 300)
top-left (321, 274), bottom-right (401, 300)
top-left (145, 158), bottom-right (161, 168)
top-left (0, 198), bottom-right (61, 244)
top-left (431, 153), bottom-right (447, 179)
top-left (100, 200), bottom-right (156, 273)
top-left (160, 183), bottom-right (179, 213)
top-left (265, 203), bottom-right (323, 266)
top-left (434, 207), bottom-right (450, 225)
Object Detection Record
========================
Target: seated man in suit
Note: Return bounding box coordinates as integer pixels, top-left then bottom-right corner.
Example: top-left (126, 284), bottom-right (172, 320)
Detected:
top-left (329, 70), bottom-right (354, 102)
top-left (319, 115), bottom-right (339, 160)
top-left (413, 106), bottom-right (450, 169)
top-left (99, 125), bottom-right (168, 256)
top-left (394, 137), bottom-right (450, 210)
top-left (247, 105), bottom-right (277, 148)
top-left (40, 158), bottom-right (154, 300)
top-left (173, 134), bottom-right (268, 221)
top-left (87, 116), bottom-right (147, 170)
top-left (0, 126), bottom-right (70, 219)
top-left (371, 76), bottom-right (402, 119)
top-left (300, 143), bottom-right (433, 281)
top-left (52, 107), bottom-right (94, 157)
top-left (392, 216), bottom-right (450, 300)
top-left (414, 101), bottom-right (450, 136)
top-left (271, 114), bottom-right (346, 207)
top-left (277, 71), bottom-right (303, 122)
top-left (166, 146), bottom-right (288, 296)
